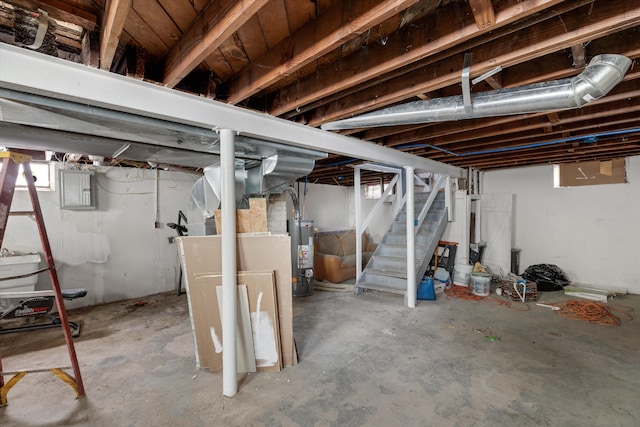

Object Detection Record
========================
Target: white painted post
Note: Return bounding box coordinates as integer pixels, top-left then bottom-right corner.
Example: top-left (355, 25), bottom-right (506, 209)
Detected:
top-left (446, 175), bottom-right (452, 221)
top-left (355, 167), bottom-right (362, 282)
top-left (220, 129), bottom-right (237, 397)
top-left (405, 167), bottom-right (416, 308)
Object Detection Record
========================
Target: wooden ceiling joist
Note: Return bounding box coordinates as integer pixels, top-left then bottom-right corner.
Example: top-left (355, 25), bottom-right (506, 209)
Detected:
top-left (380, 80), bottom-right (640, 150)
top-left (467, 0), bottom-right (496, 29)
top-left (100, 0), bottom-right (131, 71)
top-left (306, 0), bottom-right (640, 126)
top-left (225, 0), bottom-right (421, 104)
top-left (571, 43), bottom-right (586, 68)
top-left (281, 0), bottom-right (594, 121)
top-left (8, 0), bottom-right (97, 30)
top-left (270, 0), bottom-right (569, 117)
top-left (162, 0), bottom-right (270, 88)
top-left (483, 73), bottom-right (502, 90)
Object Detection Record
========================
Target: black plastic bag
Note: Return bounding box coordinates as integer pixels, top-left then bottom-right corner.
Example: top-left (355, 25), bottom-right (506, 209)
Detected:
top-left (522, 264), bottom-right (569, 291)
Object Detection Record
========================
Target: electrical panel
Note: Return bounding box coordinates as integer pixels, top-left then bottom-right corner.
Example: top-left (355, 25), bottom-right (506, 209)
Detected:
top-left (59, 170), bottom-right (96, 210)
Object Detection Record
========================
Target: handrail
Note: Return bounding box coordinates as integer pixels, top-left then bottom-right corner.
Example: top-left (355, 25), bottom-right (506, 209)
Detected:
top-left (414, 175), bottom-right (445, 235)
top-left (361, 174), bottom-right (398, 232)
top-left (354, 164), bottom-right (403, 282)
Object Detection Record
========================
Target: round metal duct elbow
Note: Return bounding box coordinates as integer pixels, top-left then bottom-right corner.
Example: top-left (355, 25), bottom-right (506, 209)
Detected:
top-left (571, 54), bottom-right (632, 107)
top-left (321, 54), bottom-right (632, 130)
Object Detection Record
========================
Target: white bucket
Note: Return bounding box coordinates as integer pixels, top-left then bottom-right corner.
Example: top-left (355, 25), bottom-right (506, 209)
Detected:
top-left (470, 272), bottom-right (491, 296)
top-left (453, 263), bottom-right (473, 287)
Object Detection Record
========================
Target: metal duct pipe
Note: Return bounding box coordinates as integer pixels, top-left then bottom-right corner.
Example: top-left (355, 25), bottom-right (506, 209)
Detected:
top-left (286, 186), bottom-right (301, 220)
top-left (321, 54), bottom-right (632, 130)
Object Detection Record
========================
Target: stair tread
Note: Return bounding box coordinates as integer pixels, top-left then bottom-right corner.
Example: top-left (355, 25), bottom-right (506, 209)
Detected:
top-left (361, 192), bottom-right (449, 295)
top-left (356, 282), bottom-right (406, 295)
top-left (371, 255), bottom-right (420, 261)
top-left (364, 268), bottom-right (407, 279)
top-left (377, 242), bottom-right (429, 248)
top-left (371, 254), bottom-right (422, 265)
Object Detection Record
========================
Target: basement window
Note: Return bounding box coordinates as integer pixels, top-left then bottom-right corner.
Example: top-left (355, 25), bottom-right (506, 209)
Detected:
top-left (16, 162), bottom-right (55, 191)
top-left (553, 158), bottom-right (626, 188)
top-left (364, 182), bottom-right (394, 199)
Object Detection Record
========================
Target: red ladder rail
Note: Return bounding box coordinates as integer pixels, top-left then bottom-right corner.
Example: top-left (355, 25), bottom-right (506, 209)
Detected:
top-left (0, 152), bottom-right (85, 406)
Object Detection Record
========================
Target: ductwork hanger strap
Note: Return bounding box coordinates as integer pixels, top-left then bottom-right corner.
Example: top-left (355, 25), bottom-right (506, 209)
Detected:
top-left (14, 9), bottom-right (49, 51)
top-left (462, 52), bottom-right (503, 114)
top-left (462, 53), bottom-right (473, 115)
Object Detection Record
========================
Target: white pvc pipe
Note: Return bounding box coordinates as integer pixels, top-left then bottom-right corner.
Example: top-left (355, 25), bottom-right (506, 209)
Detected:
top-left (220, 128), bottom-right (237, 397)
top-left (354, 168), bottom-right (362, 283)
top-left (405, 167), bottom-right (416, 308)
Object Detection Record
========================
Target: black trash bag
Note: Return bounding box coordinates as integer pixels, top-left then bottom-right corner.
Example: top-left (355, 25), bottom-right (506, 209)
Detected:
top-left (522, 264), bottom-right (570, 291)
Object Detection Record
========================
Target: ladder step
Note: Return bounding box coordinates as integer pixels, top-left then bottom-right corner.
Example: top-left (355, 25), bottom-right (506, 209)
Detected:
top-left (1, 366), bottom-right (72, 375)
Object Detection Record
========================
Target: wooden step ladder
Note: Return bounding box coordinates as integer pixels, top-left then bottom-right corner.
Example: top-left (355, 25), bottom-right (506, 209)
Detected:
top-left (0, 151), bottom-right (85, 407)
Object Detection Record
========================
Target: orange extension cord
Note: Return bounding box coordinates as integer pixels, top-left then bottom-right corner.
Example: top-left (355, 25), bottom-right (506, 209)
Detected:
top-left (444, 284), bottom-right (530, 311)
top-left (549, 300), bottom-right (634, 326)
top-left (445, 284), bottom-right (634, 326)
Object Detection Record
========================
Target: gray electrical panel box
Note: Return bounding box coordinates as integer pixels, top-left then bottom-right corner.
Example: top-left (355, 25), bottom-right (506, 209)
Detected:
top-left (59, 170), bottom-right (96, 210)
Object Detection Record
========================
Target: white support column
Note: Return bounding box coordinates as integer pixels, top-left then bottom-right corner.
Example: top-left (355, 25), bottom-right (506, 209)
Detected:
top-left (445, 175), bottom-right (452, 221)
top-left (220, 128), bottom-right (237, 397)
top-left (405, 167), bottom-right (416, 308)
top-left (354, 168), bottom-right (362, 282)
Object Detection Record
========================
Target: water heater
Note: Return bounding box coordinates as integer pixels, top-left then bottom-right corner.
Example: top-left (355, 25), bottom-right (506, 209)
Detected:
top-left (288, 219), bottom-right (314, 297)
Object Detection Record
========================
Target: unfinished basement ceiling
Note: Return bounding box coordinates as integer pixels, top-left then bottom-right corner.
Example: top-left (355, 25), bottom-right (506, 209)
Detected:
top-left (1, 0), bottom-right (640, 185)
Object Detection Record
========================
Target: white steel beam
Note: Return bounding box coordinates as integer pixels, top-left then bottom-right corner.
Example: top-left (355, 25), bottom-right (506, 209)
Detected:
top-left (0, 44), bottom-right (464, 179)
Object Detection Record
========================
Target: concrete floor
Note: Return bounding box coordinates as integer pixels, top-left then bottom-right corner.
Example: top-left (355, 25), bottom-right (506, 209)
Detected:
top-left (1, 286), bottom-right (639, 426)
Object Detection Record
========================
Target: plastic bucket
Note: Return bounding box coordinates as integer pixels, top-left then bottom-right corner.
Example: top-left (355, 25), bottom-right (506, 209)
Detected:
top-left (470, 272), bottom-right (491, 296)
top-left (453, 263), bottom-right (473, 287)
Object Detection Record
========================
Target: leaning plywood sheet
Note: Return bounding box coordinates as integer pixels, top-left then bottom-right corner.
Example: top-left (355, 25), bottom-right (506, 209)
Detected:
top-left (177, 235), bottom-right (295, 367)
top-left (214, 198), bottom-right (268, 234)
top-left (186, 272), bottom-right (281, 372)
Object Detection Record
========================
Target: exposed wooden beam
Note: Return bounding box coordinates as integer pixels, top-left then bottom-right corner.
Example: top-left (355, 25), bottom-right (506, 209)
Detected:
top-left (427, 108), bottom-right (640, 154)
top-left (270, 0), bottom-right (570, 116)
top-left (406, 104), bottom-right (640, 158)
top-left (388, 83), bottom-right (640, 149)
top-left (484, 73), bottom-right (502, 89)
top-left (126, 46), bottom-right (145, 80)
top-left (379, 75), bottom-right (640, 147)
top-left (547, 112), bottom-right (561, 123)
top-left (426, 119), bottom-right (640, 163)
top-left (571, 43), bottom-right (586, 68)
top-left (306, 0), bottom-right (640, 126)
top-left (81, 30), bottom-right (99, 68)
top-left (226, 0), bottom-right (421, 104)
top-left (282, 2), bottom-right (593, 121)
top-left (100, 0), bottom-right (131, 71)
top-left (449, 138), bottom-right (640, 168)
top-left (468, 0), bottom-right (496, 29)
top-left (163, 0), bottom-right (270, 88)
top-left (8, 0), bottom-right (97, 30)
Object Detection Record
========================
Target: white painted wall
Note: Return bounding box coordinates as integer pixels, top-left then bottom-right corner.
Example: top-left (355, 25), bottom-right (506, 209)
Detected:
top-left (3, 164), bottom-right (199, 307)
top-left (298, 183), bottom-right (352, 230)
top-left (299, 182), bottom-right (396, 242)
top-left (482, 155), bottom-right (640, 294)
top-left (441, 190), bottom-right (471, 263)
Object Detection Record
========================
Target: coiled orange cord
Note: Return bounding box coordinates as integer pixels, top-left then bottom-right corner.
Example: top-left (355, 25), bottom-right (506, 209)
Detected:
top-left (444, 284), bottom-right (530, 311)
top-left (549, 300), bottom-right (633, 326)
